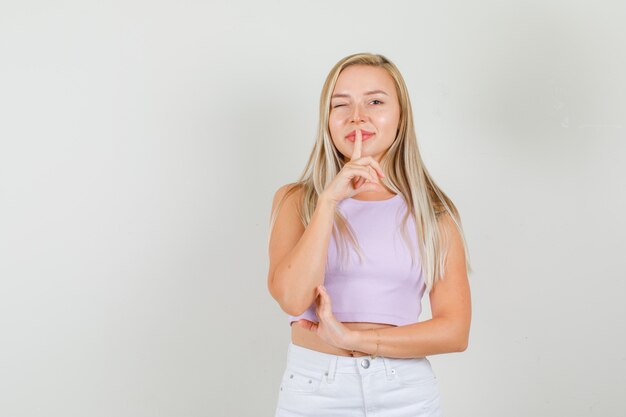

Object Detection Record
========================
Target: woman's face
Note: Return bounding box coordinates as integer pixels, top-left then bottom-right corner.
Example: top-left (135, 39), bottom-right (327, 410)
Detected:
top-left (329, 65), bottom-right (401, 164)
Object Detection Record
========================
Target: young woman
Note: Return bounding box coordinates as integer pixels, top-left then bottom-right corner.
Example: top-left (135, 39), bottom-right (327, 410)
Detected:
top-left (267, 53), bottom-right (472, 417)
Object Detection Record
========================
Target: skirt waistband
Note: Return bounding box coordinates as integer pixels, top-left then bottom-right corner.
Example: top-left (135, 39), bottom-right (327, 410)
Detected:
top-left (286, 342), bottom-right (434, 380)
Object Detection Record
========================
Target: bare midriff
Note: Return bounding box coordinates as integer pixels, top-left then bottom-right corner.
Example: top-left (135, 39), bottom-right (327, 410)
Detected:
top-left (291, 321), bottom-right (397, 357)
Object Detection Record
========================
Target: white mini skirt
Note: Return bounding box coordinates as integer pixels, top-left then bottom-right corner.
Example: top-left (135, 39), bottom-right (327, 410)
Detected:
top-left (274, 342), bottom-right (443, 417)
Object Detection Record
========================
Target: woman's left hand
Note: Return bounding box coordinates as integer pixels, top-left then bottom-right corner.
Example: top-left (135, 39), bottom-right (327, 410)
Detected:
top-left (293, 285), bottom-right (356, 351)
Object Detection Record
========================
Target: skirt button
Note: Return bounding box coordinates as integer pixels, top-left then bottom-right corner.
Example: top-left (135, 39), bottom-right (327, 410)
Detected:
top-left (360, 359), bottom-right (370, 368)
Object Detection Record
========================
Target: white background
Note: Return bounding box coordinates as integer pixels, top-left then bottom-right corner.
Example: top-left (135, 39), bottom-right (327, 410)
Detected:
top-left (1, 1), bottom-right (624, 416)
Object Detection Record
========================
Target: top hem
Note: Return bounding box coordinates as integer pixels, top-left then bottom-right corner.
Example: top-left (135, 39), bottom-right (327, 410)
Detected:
top-left (289, 311), bottom-right (420, 327)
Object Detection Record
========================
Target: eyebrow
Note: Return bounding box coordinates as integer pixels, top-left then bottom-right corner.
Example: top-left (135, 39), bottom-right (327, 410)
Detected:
top-left (331, 90), bottom-right (389, 99)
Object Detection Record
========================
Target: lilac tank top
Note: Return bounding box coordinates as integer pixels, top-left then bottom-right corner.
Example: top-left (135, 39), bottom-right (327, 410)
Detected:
top-left (287, 193), bottom-right (426, 327)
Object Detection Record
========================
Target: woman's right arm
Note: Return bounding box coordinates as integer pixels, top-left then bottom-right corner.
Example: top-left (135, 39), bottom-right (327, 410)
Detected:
top-left (267, 184), bottom-right (337, 316)
top-left (268, 132), bottom-right (386, 316)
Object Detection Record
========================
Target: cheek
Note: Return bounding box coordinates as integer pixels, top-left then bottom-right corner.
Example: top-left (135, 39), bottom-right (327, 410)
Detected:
top-left (328, 112), bottom-right (343, 126)
top-left (375, 110), bottom-right (400, 132)
top-left (375, 115), bottom-right (397, 132)
top-left (328, 118), bottom-right (342, 137)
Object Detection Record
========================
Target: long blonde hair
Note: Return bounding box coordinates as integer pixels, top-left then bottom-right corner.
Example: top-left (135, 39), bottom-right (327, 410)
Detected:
top-left (269, 52), bottom-right (472, 292)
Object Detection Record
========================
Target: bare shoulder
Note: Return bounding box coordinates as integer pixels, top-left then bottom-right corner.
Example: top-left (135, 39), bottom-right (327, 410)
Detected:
top-left (430, 210), bottom-right (471, 339)
top-left (436, 210), bottom-right (459, 233)
top-left (434, 211), bottom-right (467, 269)
top-left (271, 183), bottom-right (302, 221)
top-left (271, 182), bottom-right (303, 214)
top-left (268, 181), bottom-right (305, 253)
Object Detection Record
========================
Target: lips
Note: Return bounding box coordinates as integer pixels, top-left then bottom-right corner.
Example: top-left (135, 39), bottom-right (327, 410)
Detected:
top-left (346, 130), bottom-right (375, 142)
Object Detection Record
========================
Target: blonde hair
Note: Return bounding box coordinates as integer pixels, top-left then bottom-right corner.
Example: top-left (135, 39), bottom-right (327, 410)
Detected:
top-left (269, 52), bottom-right (472, 292)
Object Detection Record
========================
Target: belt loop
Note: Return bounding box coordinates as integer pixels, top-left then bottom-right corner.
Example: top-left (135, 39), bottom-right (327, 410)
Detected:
top-left (326, 355), bottom-right (338, 383)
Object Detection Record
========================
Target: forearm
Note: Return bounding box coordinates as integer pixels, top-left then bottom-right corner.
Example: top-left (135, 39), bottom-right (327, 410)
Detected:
top-left (274, 195), bottom-right (337, 315)
top-left (345, 317), bottom-right (470, 359)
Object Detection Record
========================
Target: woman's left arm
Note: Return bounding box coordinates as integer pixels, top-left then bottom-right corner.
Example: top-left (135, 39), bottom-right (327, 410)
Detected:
top-left (345, 213), bottom-right (472, 358)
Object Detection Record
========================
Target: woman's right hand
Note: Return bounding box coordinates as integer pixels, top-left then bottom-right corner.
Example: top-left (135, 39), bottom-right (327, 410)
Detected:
top-left (321, 129), bottom-right (386, 204)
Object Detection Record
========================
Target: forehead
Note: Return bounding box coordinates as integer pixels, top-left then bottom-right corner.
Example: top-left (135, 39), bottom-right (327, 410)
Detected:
top-left (332, 65), bottom-right (397, 95)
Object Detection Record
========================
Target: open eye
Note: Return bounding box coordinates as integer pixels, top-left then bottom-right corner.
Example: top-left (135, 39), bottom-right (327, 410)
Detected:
top-left (370, 99), bottom-right (383, 105)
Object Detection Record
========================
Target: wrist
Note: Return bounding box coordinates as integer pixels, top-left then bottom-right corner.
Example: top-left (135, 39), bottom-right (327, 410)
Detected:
top-left (347, 328), bottom-right (381, 358)
top-left (318, 193), bottom-right (339, 208)
top-left (341, 329), bottom-right (362, 352)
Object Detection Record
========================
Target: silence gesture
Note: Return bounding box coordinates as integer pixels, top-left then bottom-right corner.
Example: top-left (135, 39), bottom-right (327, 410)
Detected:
top-left (321, 129), bottom-right (386, 204)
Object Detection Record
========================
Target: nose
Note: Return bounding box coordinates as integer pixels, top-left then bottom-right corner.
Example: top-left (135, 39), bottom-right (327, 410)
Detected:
top-left (350, 103), bottom-right (367, 124)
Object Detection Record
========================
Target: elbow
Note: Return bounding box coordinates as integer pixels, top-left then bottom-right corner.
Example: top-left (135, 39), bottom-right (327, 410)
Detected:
top-left (445, 336), bottom-right (467, 353)
top-left (455, 337), bottom-right (468, 352)
top-left (270, 269), bottom-right (317, 316)
top-left (270, 285), bottom-right (299, 316)
top-left (269, 275), bottom-right (310, 317)
top-left (444, 317), bottom-right (470, 352)
top-left (441, 319), bottom-right (469, 353)
top-left (283, 303), bottom-right (307, 317)
top-left (280, 291), bottom-right (311, 317)
top-left (454, 329), bottom-right (470, 352)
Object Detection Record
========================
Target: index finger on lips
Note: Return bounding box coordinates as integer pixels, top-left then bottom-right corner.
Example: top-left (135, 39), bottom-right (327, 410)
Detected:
top-left (350, 129), bottom-right (362, 161)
